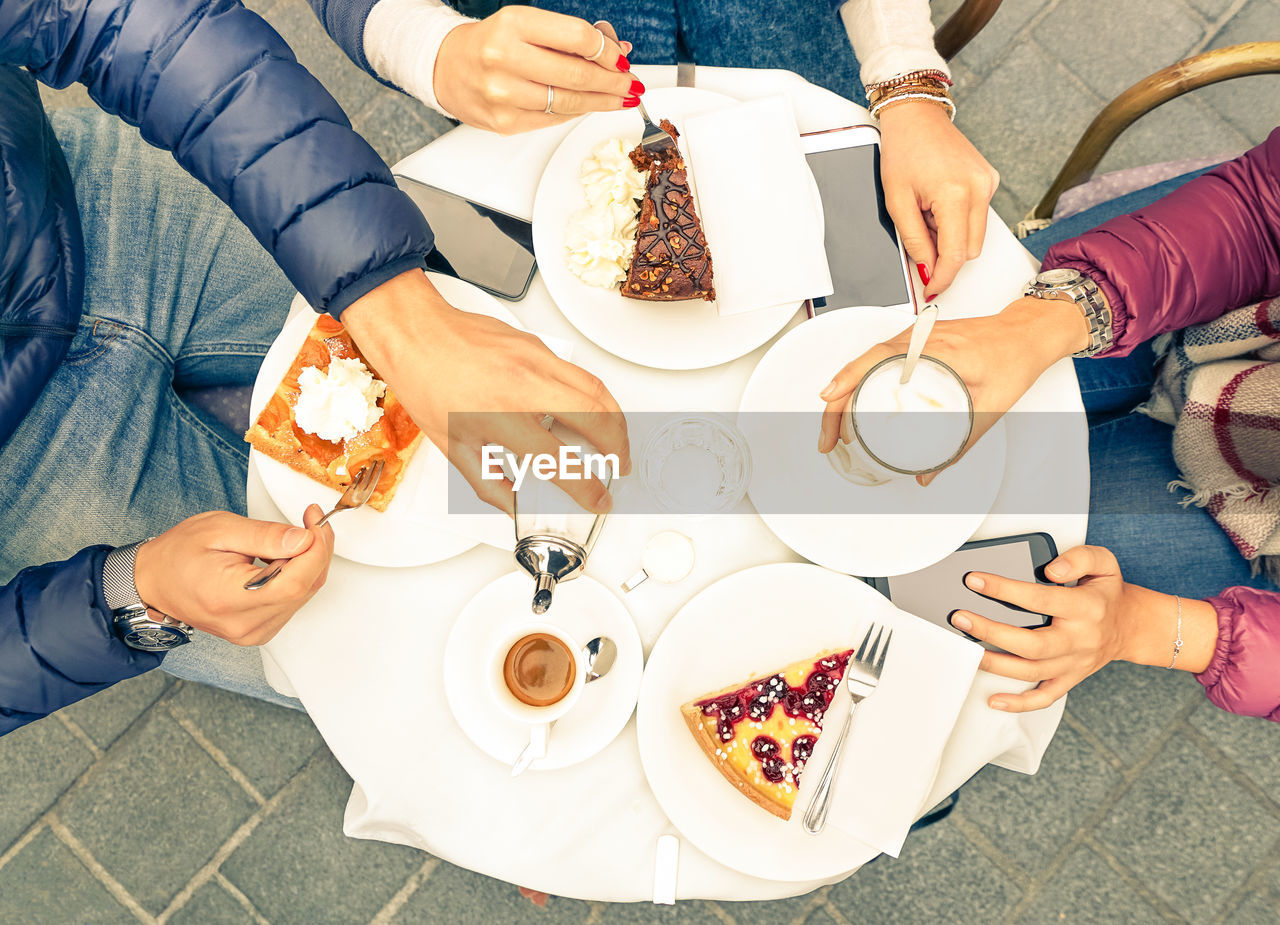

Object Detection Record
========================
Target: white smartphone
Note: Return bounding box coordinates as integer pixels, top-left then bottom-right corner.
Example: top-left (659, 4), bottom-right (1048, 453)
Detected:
top-left (800, 124), bottom-right (915, 315)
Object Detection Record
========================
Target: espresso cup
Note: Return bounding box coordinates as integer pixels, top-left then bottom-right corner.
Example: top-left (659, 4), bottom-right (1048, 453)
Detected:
top-left (488, 623), bottom-right (586, 726)
top-left (828, 354), bottom-right (973, 486)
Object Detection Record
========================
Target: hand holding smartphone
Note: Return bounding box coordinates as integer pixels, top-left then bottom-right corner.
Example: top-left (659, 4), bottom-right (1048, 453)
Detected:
top-left (864, 533), bottom-right (1059, 651)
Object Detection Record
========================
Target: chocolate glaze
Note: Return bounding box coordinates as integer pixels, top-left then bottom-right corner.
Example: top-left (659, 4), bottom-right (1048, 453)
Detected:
top-left (624, 121), bottom-right (715, 302)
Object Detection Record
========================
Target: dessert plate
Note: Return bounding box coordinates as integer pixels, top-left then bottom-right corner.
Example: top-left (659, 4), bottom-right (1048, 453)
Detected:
top-left (250, 273), bottom-right (514, 567)
top-left (532, 87), bottom-right (802, 370)
top-left (443, 572), bottom-right (644, 771)
top-left (737, 306), bottom-right (1007, 577)
top-left (637, 563), bottom-right (895, 881)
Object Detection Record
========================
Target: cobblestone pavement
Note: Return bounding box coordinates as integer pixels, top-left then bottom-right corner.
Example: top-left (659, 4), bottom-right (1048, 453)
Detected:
top-left (12, 0), bottom-right (1280, 923)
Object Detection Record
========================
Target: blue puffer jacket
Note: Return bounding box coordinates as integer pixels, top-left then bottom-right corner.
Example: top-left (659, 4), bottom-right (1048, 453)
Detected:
top-left (0, 0), bottom-right (435, 735)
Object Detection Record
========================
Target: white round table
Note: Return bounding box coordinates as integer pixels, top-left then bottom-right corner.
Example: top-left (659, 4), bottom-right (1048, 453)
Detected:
top-left (251, 66), bottom-right (1089, 903)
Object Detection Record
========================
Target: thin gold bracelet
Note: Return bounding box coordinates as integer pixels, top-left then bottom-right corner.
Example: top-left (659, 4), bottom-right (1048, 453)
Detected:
top-left (870, 91), bottom-right (956, 122)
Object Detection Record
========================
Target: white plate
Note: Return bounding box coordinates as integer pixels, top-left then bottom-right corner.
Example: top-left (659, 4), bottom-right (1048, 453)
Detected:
top-left (249, 273), bottom-right (517, 567)
top-left (638, 562), bottom-right (898, 882)
top-left (737, 307), bottom-right (1007, 577)
top-left (443, 572), bottom-right (644, 771)
top-left (532, 87), bottom-right (802, 370)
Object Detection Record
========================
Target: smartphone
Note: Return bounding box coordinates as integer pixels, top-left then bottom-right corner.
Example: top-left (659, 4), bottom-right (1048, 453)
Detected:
top-left (800, 125), bottom-right (915, 315)
top-left (394, 175), bottom-right (537, 301)
top-left (863, 533), bottom-right (1060, 650)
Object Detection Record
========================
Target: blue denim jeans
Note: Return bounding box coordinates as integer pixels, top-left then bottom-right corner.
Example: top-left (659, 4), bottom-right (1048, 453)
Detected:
top-left (1023, 167), bottom-right (1274, 598)
top-left (530, 0), bottom-right (868, 106)
top-left (0, 110), bottom-right (302, 708)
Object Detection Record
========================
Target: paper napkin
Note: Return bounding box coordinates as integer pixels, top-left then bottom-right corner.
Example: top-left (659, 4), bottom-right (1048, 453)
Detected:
top-left (811, 610), bottom-right (982, 857)
top-left (680, 95), bottom-right (833, 316)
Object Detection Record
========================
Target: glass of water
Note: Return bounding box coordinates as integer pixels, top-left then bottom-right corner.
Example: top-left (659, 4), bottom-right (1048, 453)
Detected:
top-left (639, 414), bottom-right (752, 514)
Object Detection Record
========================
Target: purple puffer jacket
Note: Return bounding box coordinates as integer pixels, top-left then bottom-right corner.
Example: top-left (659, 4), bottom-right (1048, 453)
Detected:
top-left (1043, 127), bottom-right (1280, 722)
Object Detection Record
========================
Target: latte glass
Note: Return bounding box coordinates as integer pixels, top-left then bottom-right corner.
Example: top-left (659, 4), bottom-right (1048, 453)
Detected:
top-left (828, 354), bottom-right (973, 486)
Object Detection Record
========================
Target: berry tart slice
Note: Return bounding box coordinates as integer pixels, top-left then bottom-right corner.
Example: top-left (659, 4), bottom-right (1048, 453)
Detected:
top-left (680, 649), bottom-right (853, 820)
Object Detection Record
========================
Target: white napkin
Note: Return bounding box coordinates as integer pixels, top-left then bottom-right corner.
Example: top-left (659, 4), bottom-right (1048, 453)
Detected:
top-left (810, 610), bottom-right (982, 857)
top-left (395, 332), bottom-right (577, 549)
top-left (680, 95), bottom-right (833, 315)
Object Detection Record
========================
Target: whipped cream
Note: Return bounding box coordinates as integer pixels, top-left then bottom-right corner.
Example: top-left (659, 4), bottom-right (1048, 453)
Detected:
top-left (565, 137), bottom-right (645, 289)
top-left (294, 357), bottom-right (387, 443)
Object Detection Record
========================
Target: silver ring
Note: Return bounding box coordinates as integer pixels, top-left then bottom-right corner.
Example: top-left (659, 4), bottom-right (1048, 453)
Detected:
top-left (544, 85), bottom-right (555, 114)
top-left (586, 28), bottom-right (607, 62)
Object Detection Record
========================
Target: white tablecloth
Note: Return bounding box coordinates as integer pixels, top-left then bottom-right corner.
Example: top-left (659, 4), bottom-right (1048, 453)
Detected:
top-left (251, 66), bottom-right (1088, 902)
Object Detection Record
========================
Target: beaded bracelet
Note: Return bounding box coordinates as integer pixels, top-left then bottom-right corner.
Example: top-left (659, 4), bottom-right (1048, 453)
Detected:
top-left (866, 76), bottom-right (950, 107)
top-left (870, 90), bottom-right (956, 121)
top-left (865, 68), bottom-right (952, 96)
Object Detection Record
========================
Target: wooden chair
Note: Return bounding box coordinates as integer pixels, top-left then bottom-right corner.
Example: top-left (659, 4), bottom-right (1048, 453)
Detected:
top-left (935, 0), bottom-right (1005, 61)
top-left (1023, 41), bottom-right (1280, 232)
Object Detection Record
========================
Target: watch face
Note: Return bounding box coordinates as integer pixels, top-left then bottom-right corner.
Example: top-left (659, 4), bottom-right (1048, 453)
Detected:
top-left (122, 625), bottom-right (188, 651)
top-left (1039, 268), bottom-right (1079, 286)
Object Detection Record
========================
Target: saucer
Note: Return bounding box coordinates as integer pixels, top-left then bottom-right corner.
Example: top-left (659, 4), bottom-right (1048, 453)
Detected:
top-left (443, 572), bottom-right (643, 771)
top-left (737, 306), bottom-right (1007, 577)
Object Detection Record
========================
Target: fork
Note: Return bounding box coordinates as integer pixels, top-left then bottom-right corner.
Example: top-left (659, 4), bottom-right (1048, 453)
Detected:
top-left (243, 458), bottom-right (385, 590)
top-left (635, 97), bottom-right (676, 156)
top-left (801, 622), bottom-right (893, 835)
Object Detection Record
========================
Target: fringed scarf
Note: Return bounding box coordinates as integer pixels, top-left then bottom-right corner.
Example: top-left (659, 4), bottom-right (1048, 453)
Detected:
top-left (1142, 298), bottom-right (1280, 583)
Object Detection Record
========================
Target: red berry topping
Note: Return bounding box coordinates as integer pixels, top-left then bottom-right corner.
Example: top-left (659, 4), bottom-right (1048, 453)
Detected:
top-left (721, 698), bottom-right (746, 723)
top-left (717, 717), bottom-right (734, 741)
top-left (792, 735), bottom-right (817, 764)
top-left (807, 671), bottom-right (836, 693)
top-left (750, 736), bottom-right (780, 761)
top-left (799, 691), bottom-right (826, 719)
top-left (747, 693), bottom-right (774, 721)
top-left (782, 689), bottom-right (805, 717)
top-left (761, 757), bottom-right (786, 783)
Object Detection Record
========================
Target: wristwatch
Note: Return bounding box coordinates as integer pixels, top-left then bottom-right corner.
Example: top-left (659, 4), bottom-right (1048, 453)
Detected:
top-left (1023, 268), bottom-right (1113, 357)
top-left (102, 541), bottom-right (194, 652)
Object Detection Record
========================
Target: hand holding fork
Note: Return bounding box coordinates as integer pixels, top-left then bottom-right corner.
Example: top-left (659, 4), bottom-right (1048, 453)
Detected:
top-left (243, 459), bottom-right (385, 590)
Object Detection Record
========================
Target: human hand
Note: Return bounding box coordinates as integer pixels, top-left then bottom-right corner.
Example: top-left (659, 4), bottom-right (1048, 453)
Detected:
top-left (133, 505), bottom-right (335, 646)
top-left (817, 295), bottom-right (1089, 484)
top-left (948, 545), bottom-right (1218, 713)
top-left (342, 270), bottom-right (630, 515)
top-left (435, 8), bottom-right (639, 134)
top-left (877, 101), bottom-right (1001, 299)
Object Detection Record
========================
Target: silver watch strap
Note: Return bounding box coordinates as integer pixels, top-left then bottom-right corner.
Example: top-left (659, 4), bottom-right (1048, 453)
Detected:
top-left (102, 542), bottom-right (195, 650)
top-left (1024, 271), bottom-right (1114, 357)
top-left (103, 542), bottom-right (148, 613)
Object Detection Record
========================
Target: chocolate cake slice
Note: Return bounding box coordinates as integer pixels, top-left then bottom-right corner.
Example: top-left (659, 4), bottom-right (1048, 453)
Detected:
top-left (624, 121), bottom-right (715, 302)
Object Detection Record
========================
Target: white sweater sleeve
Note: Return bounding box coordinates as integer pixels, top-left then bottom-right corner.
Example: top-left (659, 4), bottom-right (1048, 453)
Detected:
top-left (364, 0), bottom-right (476, 118)
top-left (839, 0), bottom-right (950, 89)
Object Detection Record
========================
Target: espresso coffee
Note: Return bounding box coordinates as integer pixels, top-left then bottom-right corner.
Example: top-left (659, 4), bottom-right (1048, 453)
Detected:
top-left (502, 633), bottom-right (576, 707)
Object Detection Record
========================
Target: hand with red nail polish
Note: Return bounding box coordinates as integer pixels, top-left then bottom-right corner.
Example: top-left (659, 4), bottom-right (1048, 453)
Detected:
top-left (816, 295), bottom-right (1086, 470)
top-left (433, 8), bottom-right (637, 135)
top-left (878, 101), bottom-right (1001, 299)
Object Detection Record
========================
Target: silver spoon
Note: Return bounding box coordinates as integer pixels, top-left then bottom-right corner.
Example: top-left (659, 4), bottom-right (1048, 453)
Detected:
top-left (900, 303), bottom-right (939, 385)
top-left (583, 636), bottom-right (617, 683)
